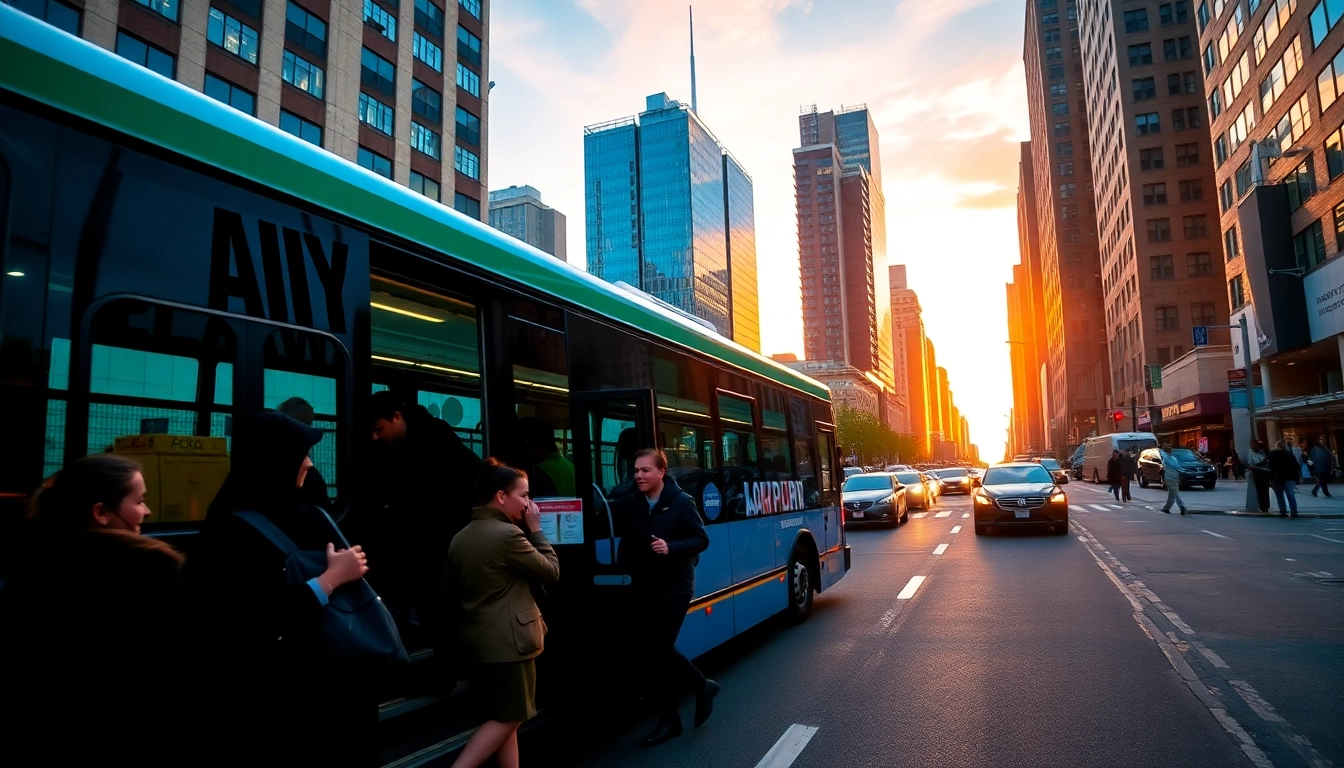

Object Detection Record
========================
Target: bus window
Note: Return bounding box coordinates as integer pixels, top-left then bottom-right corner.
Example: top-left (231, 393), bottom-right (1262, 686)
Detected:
top-left (507, 303), bottom-right (572, 498)
top-left (717, 391), bottom-right (758, 518)
top-left (761, 389), bottom-right (792, 481)
top-left (262, 329), bottom-right (345, 509)
top-left (816, 429), bottom-right (836, 507)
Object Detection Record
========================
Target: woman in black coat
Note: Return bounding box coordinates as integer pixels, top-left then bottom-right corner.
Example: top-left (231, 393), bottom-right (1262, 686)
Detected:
top-left (185, 411), bottom-right (375, 766)
top-left (0, 455), bottom-right (215, 766)
top-left (1106, 450), bottom-right (1124, 501)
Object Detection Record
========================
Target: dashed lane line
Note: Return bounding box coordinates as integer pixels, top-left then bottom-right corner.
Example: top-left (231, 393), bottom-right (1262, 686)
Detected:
top-left (950, 525), bottom-right (962, 534)
top-left (933, 543), bottom-right (949, 555)
top-left (961, 513), bottom-right (970, 518)
top-left (754, 724), bottom-right (819, 768)
top-left (1201, 530), bottom-right (1231, 540)
top-left (1311, 534), bottom-right (1344, 544)
top-left (934, 510), bottom-right (951, 518)
top-left (896, 575), bottom-right (926, 600)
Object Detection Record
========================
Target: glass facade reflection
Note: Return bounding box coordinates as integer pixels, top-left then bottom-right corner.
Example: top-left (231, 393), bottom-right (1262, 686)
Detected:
top-left (584, 94), bottom-right (759, 349)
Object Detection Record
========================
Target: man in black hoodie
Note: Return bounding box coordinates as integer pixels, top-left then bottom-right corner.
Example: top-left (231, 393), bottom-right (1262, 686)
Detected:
top-left (616, 448), bottom-right (718, 747)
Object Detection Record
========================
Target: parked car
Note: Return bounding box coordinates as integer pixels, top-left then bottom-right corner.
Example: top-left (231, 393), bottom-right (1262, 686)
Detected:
top-left (892, 470), bottom-right (935, 510)
top-left (842, 472), bottom-right (908, 527)
top-left (1069, 446), bottom-right (1086, 479)
top-left (930, 467), bottom-right (974, 494)
top-left (1036, 457), bottom-right (1070, 485)
top-left (972, 462), bottom-right (1069, 536)
top-left (1137, 447), bottom-right (1218, 490)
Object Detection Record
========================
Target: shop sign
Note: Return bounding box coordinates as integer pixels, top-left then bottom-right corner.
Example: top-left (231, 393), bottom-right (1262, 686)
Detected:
top-left (1303, 255), bottom-right (1344, 343)
top-left (1161, 398), bottom-right (1198, 420)
top-left (1198, 436), bottom-right (1209, 453)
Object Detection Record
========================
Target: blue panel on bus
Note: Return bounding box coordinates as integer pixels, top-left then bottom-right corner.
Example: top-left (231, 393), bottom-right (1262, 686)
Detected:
top-left (820, 546), bottom-right (845, 590)
top-left (776, 511), bottom-right (826, 569)
top-left (728, 517), bottom-right (775, 584)
top-left (677, 599), bottom-right (734, 660)
top-left (694, 526), bottom-right (733, 597)
top-left (734, 571), bottom-right (786, 634)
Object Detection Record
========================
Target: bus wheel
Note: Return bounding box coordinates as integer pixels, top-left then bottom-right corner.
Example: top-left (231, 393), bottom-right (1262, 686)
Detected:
top-left (785, 550), bottom-right (814, 623)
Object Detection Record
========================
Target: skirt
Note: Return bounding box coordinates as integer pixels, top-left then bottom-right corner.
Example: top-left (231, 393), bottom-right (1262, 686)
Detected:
top-left (470, 659), bottom-right (537, 723)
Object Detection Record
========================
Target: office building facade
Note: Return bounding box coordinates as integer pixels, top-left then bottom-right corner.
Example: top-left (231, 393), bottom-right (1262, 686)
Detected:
top-left (1008, 142), bottom-right (1051, 455)
top-left (10, 0), bottom-right (492, 219)
top-left (488, 185), bottom-right (567, 261)
top-left (583, 93), bottom-right (760, 350)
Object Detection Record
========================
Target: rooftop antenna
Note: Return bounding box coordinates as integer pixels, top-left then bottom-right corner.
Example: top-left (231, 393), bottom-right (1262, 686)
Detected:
top-left (689, 5), bottom-right (698, 113)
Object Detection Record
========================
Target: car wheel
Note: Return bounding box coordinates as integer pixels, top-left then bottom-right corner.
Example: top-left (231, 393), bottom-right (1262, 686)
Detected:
top-left (784, 549), bottom-right (814, 623)
top-left (1054, 520), bottom-right (1069, 535)
top-left (1139, 473), bottom-right (1149, 489)
top-left (974, 523), bottom-right (988, 535)
top-left (1203, 481), bottom-right (1216, 490)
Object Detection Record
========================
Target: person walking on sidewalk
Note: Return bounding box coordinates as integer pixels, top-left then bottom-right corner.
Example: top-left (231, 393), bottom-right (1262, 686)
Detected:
top-left (1106, 450), bottom-right (1124, 501)
top-left (1268, 440), bottom-right (1300, 518)
top-left (1248, 441), bottom-right (1272, 513)
top-left (1309, 436), bottom-right (1334, 498)
top-left (1160, 445), bottom-right (1188, 515)
top-left (1122, 449), bottom-right (1137, 502)
top-left (1288, 438), bottom-right (1310, 482)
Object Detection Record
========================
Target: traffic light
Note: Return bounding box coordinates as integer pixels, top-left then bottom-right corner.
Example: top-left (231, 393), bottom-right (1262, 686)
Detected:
top-left (1112, 410), bottom-right (1124, 423)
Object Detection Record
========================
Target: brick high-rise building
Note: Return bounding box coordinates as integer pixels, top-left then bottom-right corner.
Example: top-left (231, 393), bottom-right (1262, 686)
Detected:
top-left (12, 0), bottom-right (492, 218)
top-left (1080, 0), bottom-right (1229, 423)
top-left (1008, 142), bottom-right (1051, 455)
top-left (891, 264), bottom-right (934, 454)
top-left (1025, 0), bottom-right (1110, 450)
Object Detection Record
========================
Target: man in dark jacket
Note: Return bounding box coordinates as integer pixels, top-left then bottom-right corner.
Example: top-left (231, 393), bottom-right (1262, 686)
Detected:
top-left (1267, 440), bottom-right (1300, 517)
top-left (1309, 436), bottom-right (1335, 497)
top-left (616, 448), bottom-right (718, 747)
top-left (1121, 449), bottom-right (1138, 501)
top-left (364, 390), bottom-right (480, 667)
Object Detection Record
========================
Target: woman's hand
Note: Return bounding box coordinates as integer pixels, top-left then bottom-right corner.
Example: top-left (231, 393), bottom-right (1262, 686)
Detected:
top-left (318, 543), bottom-right (368, 594)
top-left (523, 499), bottom-right (541, 533)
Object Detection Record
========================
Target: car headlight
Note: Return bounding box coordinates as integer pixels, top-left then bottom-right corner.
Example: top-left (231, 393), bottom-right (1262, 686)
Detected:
top-left (973, 492), bottom-right (993, 505)
top-left (1050, 491), bottom-right (1067, 503)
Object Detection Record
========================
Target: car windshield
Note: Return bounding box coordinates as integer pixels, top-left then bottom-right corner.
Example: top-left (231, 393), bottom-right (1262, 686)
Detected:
top-left (935, 469), bottom-right (967, 478)
top-left (844, 476), bottom-right (893, 492)
top-left (894, 472), bottom-right (922, 484)
top-left (983, 465), bottom-right (1053, 485)
top-left (1170, 448), bottom-right (1201, 461)
top-left (1038, 458), bottom-right (1060, 470)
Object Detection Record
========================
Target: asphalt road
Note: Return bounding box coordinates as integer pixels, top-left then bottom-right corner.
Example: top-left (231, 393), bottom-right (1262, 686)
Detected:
top-left (529, 488), bottom-right (1343, 767)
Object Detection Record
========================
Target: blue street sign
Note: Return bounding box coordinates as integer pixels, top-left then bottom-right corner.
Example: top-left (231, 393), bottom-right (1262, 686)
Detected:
top-left (1192, 326), bottom-right (1209, 346)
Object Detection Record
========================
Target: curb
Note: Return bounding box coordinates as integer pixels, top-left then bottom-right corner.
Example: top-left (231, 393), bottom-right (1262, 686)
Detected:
top-left (1179, 510), bottom-right (1344, 519)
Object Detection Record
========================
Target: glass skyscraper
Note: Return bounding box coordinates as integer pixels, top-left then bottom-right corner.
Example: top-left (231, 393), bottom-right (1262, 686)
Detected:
top-left (584, 93), bottom-right (759, 350)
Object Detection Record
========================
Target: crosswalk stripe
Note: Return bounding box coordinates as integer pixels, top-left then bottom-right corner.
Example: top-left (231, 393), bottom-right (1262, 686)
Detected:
top-left (1069, 504), bottom-right (1087, 512)
top-left (1088, 504), bottom-right (1110, 511)
top-left (934, 511), bottom-right (951, 518)
top-left (910, 512), bottom-right (926, 519)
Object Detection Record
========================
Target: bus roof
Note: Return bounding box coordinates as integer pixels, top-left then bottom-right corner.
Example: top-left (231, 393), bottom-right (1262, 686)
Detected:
top-left (0, 9), bottom-right (830, 402)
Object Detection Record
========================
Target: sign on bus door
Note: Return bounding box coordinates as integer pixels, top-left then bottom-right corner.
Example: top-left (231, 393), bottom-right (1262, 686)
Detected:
top-left (571, 389), bottom-right (656, 583)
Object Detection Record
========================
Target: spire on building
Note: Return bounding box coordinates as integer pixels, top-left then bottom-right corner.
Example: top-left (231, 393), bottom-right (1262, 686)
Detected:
top-left (689, 5), bottom-right (698, 113)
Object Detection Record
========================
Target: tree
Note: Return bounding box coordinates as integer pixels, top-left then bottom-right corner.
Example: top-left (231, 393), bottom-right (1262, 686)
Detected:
top-left (835, 404), bottom-right (925, 465)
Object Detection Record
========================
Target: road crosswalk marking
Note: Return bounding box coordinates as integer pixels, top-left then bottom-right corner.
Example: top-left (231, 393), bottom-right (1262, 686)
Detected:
top-left (934, 511), bottom-right (951, 518)
top-left (1069, 504), bottom-right (1087, 512)
top-left (910, 512), bottom-right (926, 519)
top-left (1088, 504), bottom-right (1110, 511)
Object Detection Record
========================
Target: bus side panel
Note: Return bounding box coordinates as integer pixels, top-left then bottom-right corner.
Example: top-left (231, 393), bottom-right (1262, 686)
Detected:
top-left (694, 527), bottom-right (733, 597)
top-left (819, 512), bottom-right (845, 590)
top-left (775, 510), bottom-right (826, 569)
top-left (728, 516), bottom-right (775, 585)
top-left (730, 573), bottom-right (788, 638)
top-left (677, 599), bottom-right (735, 660)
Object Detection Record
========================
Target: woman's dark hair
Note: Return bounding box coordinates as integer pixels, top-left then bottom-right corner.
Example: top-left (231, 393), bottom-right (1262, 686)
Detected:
top-left (27, 455), bottom-right (143, 533)
top-left (477, 457), bottom-right (527, 504)
top-left (633, 448), bottom-right (668, 472)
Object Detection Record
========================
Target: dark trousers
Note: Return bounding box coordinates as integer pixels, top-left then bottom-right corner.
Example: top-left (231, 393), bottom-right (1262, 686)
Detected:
top-left (1314, 472), bottom-right (1332, 496)
top-left (1121, 475), bottom-right (1132, 501)
top-left (1253, 471), bottom-right (1272, 512)
top-left (648, 593), bottom-right (706, 722)
top-left (1109, 480), bottom-right (1121, 500)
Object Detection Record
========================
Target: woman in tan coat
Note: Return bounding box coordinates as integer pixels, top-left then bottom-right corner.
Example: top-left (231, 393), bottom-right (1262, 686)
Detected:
top-left (446, 458), bottom-right (561, 768)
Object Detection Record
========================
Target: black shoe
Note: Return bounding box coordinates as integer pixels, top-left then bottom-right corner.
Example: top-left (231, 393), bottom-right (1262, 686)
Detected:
top-left (1280, 512), bottom-right (1288, 517)
top-left (1162, 509), bottom-right (1171, 514)
top-left (694, 680), bottom-right (721, 728)
top-left (642, 718), bottom-right (683, 748)
top-left (1179, 509), bottom-right (1186, 515)
top-left (1312, 491), bottom-right (1319, 497)
top-left (1290, 513), bottom-right (1299, 518)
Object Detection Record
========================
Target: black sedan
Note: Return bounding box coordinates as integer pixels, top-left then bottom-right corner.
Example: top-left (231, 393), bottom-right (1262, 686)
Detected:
top-left (931, 467), bottom-right (974, 494)
top-left (971, 462), bottom-right (1069, 536)
top-left (1136, 447), bottom-right (1217, 490)
top-left (842, 473), bottom-right (908, 527)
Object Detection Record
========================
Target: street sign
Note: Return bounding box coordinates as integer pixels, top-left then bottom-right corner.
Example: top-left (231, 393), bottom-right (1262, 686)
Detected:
top-left (1229, 386), bottom-right (1265, 409)
top-left (1227, 368), bottom-right (1247, 388)
top-left (1192, 326), bottom-right (1209, 346)
top-left (1147, 364), bottom-right (1162, 389)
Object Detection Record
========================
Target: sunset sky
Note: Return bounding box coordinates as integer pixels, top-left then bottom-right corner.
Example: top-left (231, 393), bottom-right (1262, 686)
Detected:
top-left (488, 0), bottom-right (1031, 461)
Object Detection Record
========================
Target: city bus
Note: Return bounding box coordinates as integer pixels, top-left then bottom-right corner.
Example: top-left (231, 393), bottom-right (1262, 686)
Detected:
top-left (0, 10), bottom-right (850, 761)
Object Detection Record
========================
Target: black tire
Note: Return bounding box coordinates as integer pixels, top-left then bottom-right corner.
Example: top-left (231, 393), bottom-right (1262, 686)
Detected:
top-left (974, 523), bottom-right (988, 536)
top-left (1054, 520), bottom-right (1070, 535)
top-left (784, 550), bottom-right (814, 623)
top-left (1139, 473), bottom-right (1149, 489)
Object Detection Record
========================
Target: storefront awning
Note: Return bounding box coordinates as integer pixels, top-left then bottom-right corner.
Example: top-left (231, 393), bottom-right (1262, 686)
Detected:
top-left (1253, 391), bottom-right (1344, 419)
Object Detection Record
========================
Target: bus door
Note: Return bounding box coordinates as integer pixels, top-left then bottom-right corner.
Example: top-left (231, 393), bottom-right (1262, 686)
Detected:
top-left (572, 388), bottom-right (656, 580)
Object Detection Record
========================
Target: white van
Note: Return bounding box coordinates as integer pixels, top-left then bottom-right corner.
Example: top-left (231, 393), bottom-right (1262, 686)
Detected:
top-left (1082, 432), bottom-right (1159, 483)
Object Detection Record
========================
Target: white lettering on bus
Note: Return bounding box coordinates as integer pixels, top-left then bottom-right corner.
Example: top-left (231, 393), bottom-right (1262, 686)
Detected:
top-left (745, 480), bottom-right (807, 516)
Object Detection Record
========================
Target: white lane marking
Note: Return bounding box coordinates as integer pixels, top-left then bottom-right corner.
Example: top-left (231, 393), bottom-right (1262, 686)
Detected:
top-left (1069, 504), bottom-right (1087, 512)
top-left (754, 724), bottom-right (819, 768)
top-left (934, 510), bottom-right (951, 518)
top-left (962, 513), bottom-right (970, 518)
top-left (910, 512), bottom-right (927, 519)
top-left (950, 525), bottom-right (962, 534)
top-left (1230, 680), bottom-right (1287, 724)
top-left (896, 575), bottom-right (926, 600)
top-left (1193, 641), bottom-right (1230, 669)
top-left (1107, 504), bottom-right (1124, 509)
top-left (933, 543), bottom-right (949, 555)
top-left (1089, 504), bottom-right (1111, 511)
top-left (1311, 534), bottom-right (1344, 544)
top-left (1201, 529), bottom-right (1231, 540)
top-left (1306, 571), bottom-right (1334, 577)
top-left (1125, 521), bottom-right (1149, 523)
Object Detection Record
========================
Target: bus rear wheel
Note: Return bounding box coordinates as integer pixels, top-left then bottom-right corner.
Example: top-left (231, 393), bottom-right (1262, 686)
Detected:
top-left (784, 551), bottom-right (814, 624)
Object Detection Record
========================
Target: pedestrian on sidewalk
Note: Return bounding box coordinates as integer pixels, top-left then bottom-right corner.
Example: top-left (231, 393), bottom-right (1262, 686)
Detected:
top-left (1309, 436), bottom-right (1334, 497)
top-left (1268, 440), bottom-right (1300, 518)
top-left (1220, 454), bottom-right (1233, 480)
top-left (1106, 450), bottom-right (1123, 501)
top-left (1248, 441), bottom-right (1272, 513)
top-left (1288, 437), bottom-right (1310, 482)
top-left (1122, 448), bottom-right (1137, 502)
top-left (1159, 445), bottom-right (1188, 515)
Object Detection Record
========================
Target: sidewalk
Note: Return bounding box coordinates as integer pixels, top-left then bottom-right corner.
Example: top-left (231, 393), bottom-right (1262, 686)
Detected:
top-left (1069, 478), bottom-right (1344, 518)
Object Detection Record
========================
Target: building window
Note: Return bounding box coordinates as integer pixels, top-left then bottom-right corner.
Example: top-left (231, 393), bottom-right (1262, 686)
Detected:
top-left (456, 62), bottom-right (480, 96)
top-left (460, 0), bottom-right (481, 20)
top-left (1312, 0), bottom-right (1344, 48)
top-left (17, 0), bottom-right (82, 32)
top-left (410, 122), bottom-right (441, 159)
top-left (1143, 182), bottom-right (1168, 205)
top-left (1287, 158), bottom-right (1317, 211)
top-left (457, 25), bottom-right (482, 67)
top-left (1173, 108), bottom-right (1186, 131)
top-left (1274, 94), bottom-right (1313, 154)
top-left (1204, 43), bottom-right (1216, 74)
top-left (1052, 102), bottom-right (1070, 116)
top-left (203, 72), bottom-right (255, 115)
top-left (454, 192), bottom-right (481, 218)
top-left (357, 146), bottom-right (392, 179)
top-left (1133, 77), bottom-right (1157, 99)
top-left (1230, 274), bottom-right (1246, 308)
top-left (1056, 141), bottom-right (1073, 157)
top-left (1235, 159), bottom-right (1255, 197)
top-left (1053, 120), bottom-right (1071, 136)
top-left (1140, 147), bottom-right (1165, 170)
top-left (1220, 180), bottom-right (1234, 211)
top-left (1176, 142), bottom-right (1200, 167)
top-left (1328, 127), bottom-right (1344, 180)
top-left (413, 32), bottom-right (444, 72)
top-left (1294, 219), bottom-right (1329, 269)
top-left (358, 92), bottom-right (394, 134)
top-left (412, 79), bottom-right (442, 123)
top-left (129, 0), bottom-right (176, 23)
top-left (1197, 0), bottom-right (1210, 31)
top-left (1046, 46), bottom-right (1063, 61)
top-left (1163, 36), bottom-right (1193, 59)
top-left (1044, 28), bottom-right (1061, 43)
top-left (1124, 8), bottom-right (1149, 31)
top-left (1048, 64), bottom-right (1065, 79)
top-left (1223, 51), bottom-right (1250, 103)
top-left (415, 0), bottom-right (445, 38)
top-left (1160, 2), bottom-right (1191, 25)
top-left (1333, 201), bottom-right (1344, 251)
top-left (1191, 302), bottom-right (1216, 327)
top-left (1224, 225), bottom-right (1240, 261)
top-left (410, 170), bottom-right (441, 202)
top-left (1136, 112), bottom-right (1161, 134)
top-left (1179, 179), bottom-right (1203, 201)
top-left (1215, 135), bottom-right (1229, 167)
top-left (454, 144), bottom-right (480, 179)
top-left (208, 8), bottom-right (259, 65)
top-left (1229, 102), bottom-right (1256, 152)
top-left (1129, 43), bottom-right (1153, 66)
top-left (1188, 252), bottom-right (1213, 275)
top-left (286, 1), bottom-right (327, 57)
top-left (363, 0), bottom-right (396, 42)
top-left (1148, 218), bottom-right (1173, 242)
top-left (1058, 161), bottom-right (1074, 175)
top-left (1059, 182), bottom-right (1076, 198)
top-left (1050, 82), bottom-right (1068, 96)
top-left (1209, 88), bottom-right (1222, 118)
top-left (1260, 36), bottom-right (1304, 112)
top-left (361, 48), bottom-right (396, 97)
top-left (1167, 73), bottom-right (1183, 95)
top-left (1059, 203), bottom-right (1076, 220)
top-left (1151, 254), bottom-right (1176, 279)
top-left (1183, 214), bottom-right (1208, 238)
top-left (1320, 46), bottom-right (1344, 112)
top-left (115, 31), bottom-right (175, 79)
top-left (279, 109), bottom-right (322, 146)
top-left (455, 106), bottom-right (480, 145)
top-left (1043, 11), bottom-right (1059, 23)
top-left (1156, 305), bottom-right (1179, 331)
top-left (282, 50), bottom-right (324, 99)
